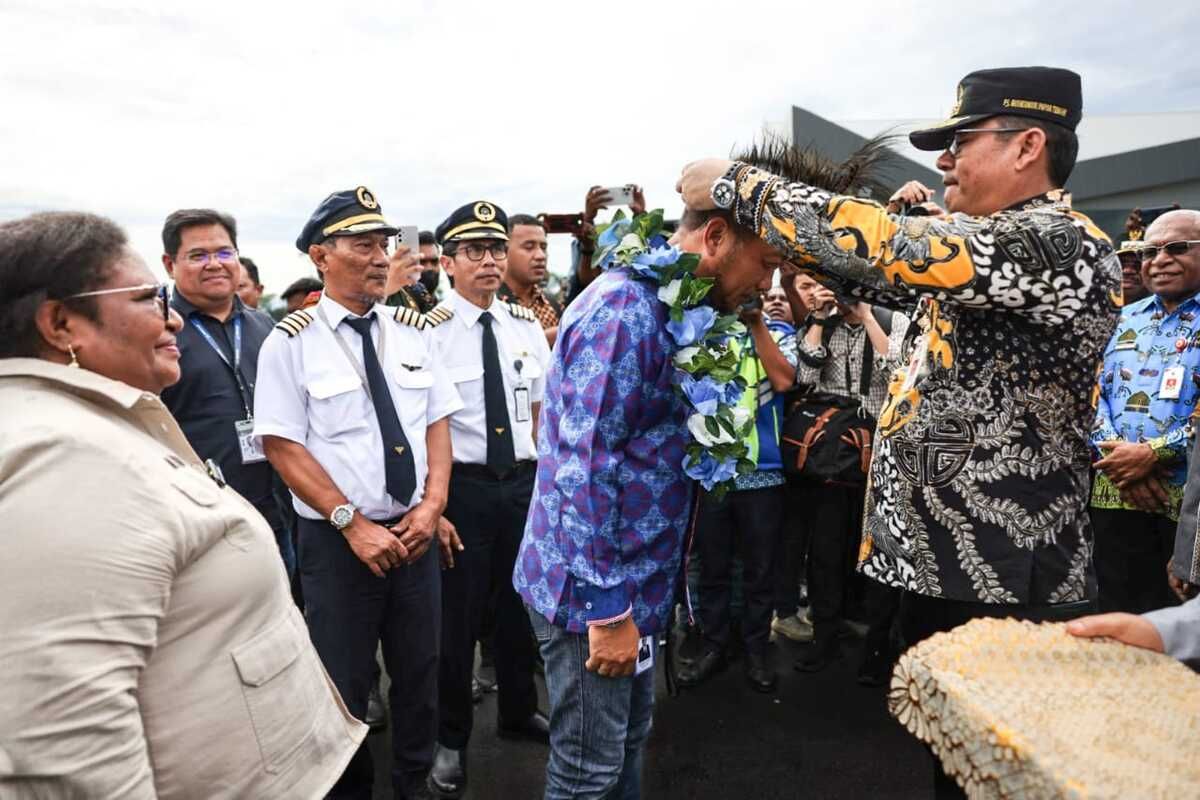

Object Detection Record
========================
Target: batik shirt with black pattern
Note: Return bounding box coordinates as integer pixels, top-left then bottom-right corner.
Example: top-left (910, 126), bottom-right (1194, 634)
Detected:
top-left (729, 165), bottom-right (1121, 604)
top-left (1090, 292), bottom-right (1200, 521)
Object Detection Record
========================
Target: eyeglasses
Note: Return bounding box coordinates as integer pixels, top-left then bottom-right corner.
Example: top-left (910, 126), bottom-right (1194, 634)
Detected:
top-left (1139, 240), bottom-right (1200, 261)
top-left (947, 127), bottom-right (1029, 157)
top-left (66, 282), bottom-right (170, 322)
top-left (452, 242), bottom-right (509, 262)
top-left (182, 247), bottom-right (238, 267)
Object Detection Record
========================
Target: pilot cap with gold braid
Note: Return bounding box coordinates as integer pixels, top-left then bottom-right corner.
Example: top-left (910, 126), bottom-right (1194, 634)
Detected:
top-left (435, 201), bottom-right (509, 246)
top-left (295, 186), bottom-right (398, 252)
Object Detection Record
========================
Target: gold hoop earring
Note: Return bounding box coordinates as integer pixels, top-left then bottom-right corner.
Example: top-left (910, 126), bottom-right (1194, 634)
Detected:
top-left (67, 344), bottom-right (80, 368)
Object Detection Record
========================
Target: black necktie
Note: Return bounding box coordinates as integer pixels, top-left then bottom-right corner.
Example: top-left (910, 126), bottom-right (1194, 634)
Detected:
top-left (344, 315), bottom-right (417, 506)
top-left (478, 311), bottom-right (515, 474)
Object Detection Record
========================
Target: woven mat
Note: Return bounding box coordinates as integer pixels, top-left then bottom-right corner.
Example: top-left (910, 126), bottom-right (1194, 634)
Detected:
top-left (889, 617), bottom-right (1200, 799)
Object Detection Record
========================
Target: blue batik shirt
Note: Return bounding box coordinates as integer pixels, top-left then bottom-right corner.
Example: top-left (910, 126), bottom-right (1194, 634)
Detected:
top-left (1092, 292), bottom-right (1200, 519)
top-left (513, 269), bottom-right (693, 635)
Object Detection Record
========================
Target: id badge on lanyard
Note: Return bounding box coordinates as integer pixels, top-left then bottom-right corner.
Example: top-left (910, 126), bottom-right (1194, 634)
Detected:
top-left (189, 315), bottom-right (265, 464)
top-left (512, 357), bottom-right (531, 422)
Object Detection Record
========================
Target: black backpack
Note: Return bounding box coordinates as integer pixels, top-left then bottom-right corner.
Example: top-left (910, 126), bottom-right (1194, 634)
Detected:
top-left (781, 311), bottom-right (892, 486)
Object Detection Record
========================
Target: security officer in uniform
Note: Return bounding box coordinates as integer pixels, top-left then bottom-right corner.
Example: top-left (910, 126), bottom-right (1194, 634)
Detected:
top-left (254, 187), bottom-right (463, 800)
top-left (425, 201), bottom-right (552, 798)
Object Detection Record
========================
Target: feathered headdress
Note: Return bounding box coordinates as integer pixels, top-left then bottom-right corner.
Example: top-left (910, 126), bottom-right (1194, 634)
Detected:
top-left (731, 131), bottom-right (902, 201)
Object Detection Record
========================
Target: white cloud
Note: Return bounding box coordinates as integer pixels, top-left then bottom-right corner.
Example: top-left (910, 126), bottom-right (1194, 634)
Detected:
top-left (3, 0), bottom-right (1199, 292)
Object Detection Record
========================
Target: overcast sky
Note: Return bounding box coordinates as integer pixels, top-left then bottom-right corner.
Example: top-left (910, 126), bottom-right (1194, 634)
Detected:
top-left (4, 0), bottom-right (1200, 295)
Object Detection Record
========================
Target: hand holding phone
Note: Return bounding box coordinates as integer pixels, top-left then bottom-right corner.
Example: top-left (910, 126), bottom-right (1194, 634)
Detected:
top-left (603, 184), bottom-right (636, 207)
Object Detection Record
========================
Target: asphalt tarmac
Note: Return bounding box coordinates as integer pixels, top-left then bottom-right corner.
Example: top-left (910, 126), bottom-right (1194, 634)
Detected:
top-left (369, 632), bottom-right (931, 799)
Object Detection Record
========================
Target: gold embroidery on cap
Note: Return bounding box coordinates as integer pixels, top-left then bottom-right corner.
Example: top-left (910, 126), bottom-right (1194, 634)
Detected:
top-left (950, 83), bottom-right (965, 116)
top-left (356, 186), bottom-right (379, 209)
top-left (474, 202), bottom-right (497, 222)
top-left (1001, 98), bottom-right (1068, 117)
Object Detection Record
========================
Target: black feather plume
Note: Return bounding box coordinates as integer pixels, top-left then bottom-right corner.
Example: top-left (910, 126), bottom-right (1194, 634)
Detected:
top-left (731, 130), bottom-right (903, 201)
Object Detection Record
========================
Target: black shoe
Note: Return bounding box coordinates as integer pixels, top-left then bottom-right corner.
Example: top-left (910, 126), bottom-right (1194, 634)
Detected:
top-left (471, 676), bottom-right (483, 704)
top-left (365, 681), bottom-right (387, 732)
top-left (744, 651), bottom-right (777, 693)
top-left (794, 641), bottom-right (839, 674)
top-left (497, 710), bottom-right (550, 743)
top-left (427, 744), bottom-right (466, 799)
top-left (676, 645), bottom-right (726, 688)
top-left (474, 670), bottom-right (498, 694)
top-left (856, 647), bottom-right (893, 688)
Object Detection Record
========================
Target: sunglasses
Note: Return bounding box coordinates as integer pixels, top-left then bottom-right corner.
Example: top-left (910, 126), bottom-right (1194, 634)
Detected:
top-left (1139, 240), bottom-right (1200, 262)
top-left (946, 127), bottom-right (1029, 157)
top-left (65, 282), bottom-right (170, 322)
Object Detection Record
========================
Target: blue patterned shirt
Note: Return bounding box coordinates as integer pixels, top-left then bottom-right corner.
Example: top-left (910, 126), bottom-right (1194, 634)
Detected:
top-left (514, 269), bottom-right (693, 635)
top-left (1091, 292), bottom-right (1200, 518)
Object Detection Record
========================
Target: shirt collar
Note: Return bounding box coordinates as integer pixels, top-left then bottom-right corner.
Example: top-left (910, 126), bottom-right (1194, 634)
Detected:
top-left (1006, 189), bottom-right (1073, 213)
top-left (1139, 290), bottom-right (1200, 317)
top-left (319, 293), bottom-right (384, 329)
top-left (0, 357), bottom-right (153, 410)
top-left (449, 289), bottom-right (499, 327)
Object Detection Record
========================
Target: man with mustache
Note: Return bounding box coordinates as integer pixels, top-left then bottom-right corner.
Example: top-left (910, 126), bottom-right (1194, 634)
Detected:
top-left (254, 187), bottom-right (462, 799)
top-left (425, 201), bottom-right (552, 799)
top-left (679, 67), bottom-right (1120, 797)
top-left (1090, 209), bottom-right (1200, 613)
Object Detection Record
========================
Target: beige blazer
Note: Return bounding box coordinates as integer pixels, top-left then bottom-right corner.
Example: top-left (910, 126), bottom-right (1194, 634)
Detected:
top-left (0, 359), bottom-right (366, 798)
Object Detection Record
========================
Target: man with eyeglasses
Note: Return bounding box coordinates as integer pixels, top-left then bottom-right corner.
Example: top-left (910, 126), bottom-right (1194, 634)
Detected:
top-left (424, 201), bottom-right (551, 799)
top-left (678, 67), bottom-right (1120, 796)
top-left (1091, 210), bottom-right (1200, 614)
top-left (159, 208), bottom-right (293, 576)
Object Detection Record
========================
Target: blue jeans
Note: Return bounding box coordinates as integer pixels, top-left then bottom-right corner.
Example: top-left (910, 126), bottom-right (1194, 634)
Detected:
top-left (527, 607), bottom-right (655, 800)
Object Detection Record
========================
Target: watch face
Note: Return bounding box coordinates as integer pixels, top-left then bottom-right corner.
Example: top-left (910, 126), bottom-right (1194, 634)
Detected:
top-left (332, 505), bottom-right (353, 528)
top-left (712, 179), bottom-right (735, 209)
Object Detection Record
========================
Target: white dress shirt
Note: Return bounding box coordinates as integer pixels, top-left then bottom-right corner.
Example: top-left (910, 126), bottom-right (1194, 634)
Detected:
top-left (254, 294), bottom-right (463, 521)
top-left (425, 290), bottom-right (551, 465)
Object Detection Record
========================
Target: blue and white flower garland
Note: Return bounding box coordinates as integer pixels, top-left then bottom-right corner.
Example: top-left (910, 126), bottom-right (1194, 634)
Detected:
top-left (594, 210), bottom-right (755, 497)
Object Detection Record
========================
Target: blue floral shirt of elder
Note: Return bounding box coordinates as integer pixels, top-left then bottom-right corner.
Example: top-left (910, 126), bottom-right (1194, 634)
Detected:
top-left (1091, 291), bottom-right (1200, 519)
top-left (513, 268), bottom-right (693, 635)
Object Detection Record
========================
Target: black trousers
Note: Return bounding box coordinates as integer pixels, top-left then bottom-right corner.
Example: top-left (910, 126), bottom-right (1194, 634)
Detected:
top-left (439, 464), bottom-right (539, 749)
top-left (1089, 507), bottom-right (1176, 614)
top-left (773, 482), bottom-right (810, 619)
top-left (899, 590), bottom-right (1098, 799)
top-left (804, 484), bottom-right (865, 648)
top-left (298, 516), bottom-right (440, 800)
top-left (695, 485), bottom-right (783, 655)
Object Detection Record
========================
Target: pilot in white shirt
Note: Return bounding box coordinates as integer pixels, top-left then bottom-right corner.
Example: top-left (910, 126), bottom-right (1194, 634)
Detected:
top-left (423, 201), bottom-right (552, 798)
top-left (252, 187), bottom-right (461, 798)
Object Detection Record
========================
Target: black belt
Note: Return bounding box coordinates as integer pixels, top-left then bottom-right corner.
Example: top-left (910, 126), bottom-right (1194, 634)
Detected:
top-left (452, 461), bottom-right (536, 482)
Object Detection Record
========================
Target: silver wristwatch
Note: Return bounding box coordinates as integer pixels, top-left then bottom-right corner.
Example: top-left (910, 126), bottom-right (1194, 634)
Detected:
top-left (330, 503), bottom-right (356, 530)
top-left (711, 177), bottom-right (736, 210)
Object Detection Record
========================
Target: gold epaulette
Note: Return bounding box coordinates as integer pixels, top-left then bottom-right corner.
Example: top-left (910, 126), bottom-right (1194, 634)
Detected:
top-left (423, 304), bottom-right (454, 328)
top-left (393, 306), bottom-right (427, 329)
top-left (274, 308), bottom-right (314, 337)
top-left (504, 302), bottom-right (537, 323)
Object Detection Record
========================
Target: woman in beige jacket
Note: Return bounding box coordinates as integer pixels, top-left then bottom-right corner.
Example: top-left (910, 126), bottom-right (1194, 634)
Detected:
top-left (0, 211), bottom-right (366, 798)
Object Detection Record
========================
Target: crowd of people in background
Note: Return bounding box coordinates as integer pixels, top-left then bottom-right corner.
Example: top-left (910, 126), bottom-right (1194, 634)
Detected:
top-left (5, 63), bottom-right (1200, 800)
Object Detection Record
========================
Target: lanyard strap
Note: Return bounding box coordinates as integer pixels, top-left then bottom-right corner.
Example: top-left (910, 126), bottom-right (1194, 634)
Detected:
top-left (189, 315), bottom-right (252, 416)
top-left (316, 305), bottom-right (387, 403)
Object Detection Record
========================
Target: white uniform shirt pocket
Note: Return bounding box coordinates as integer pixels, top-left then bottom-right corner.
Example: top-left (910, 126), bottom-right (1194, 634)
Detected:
top-left (306, 374), bottom-right (367, 439)
top-left (390, 366), bottom-right (433, 438)
top-left (447, 364), bottom-right (483, 385)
